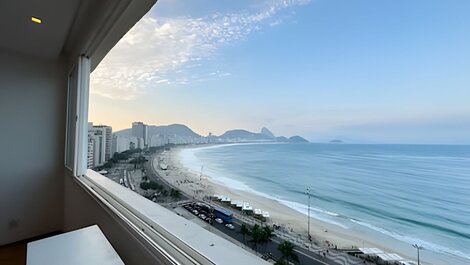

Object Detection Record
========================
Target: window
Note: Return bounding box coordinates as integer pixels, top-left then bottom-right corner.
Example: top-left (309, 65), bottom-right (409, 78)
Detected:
top-left (65, 56), bottom-right (90, 176)
top-left (86, 1), bottom-right (470, 265)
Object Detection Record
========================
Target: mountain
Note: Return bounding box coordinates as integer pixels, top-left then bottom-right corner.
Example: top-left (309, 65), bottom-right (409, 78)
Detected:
top-left (219, 129), bottom-right (272, 141)
top-left (275, 136), bottom-right (289, 142)
top-left (148, 124), bottom-right (200, 138)
top-left (288, 136), bottom-right (309, 143)
top-left (260, 127), bottom-right (275, 138)
top-left (218, 128), bottom-right (309, 143)
top-left (115, 124), bottom-right (201, 138)
top-left (330, 139), bottom-right (344, 143)
top-left (114, 123), bottom-right (309, 144)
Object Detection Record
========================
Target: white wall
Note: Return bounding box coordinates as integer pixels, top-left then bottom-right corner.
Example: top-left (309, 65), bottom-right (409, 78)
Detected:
top-left (0, 50), bottom-right (67, 245)
top-left (64, 176), bottom-right (160, 265)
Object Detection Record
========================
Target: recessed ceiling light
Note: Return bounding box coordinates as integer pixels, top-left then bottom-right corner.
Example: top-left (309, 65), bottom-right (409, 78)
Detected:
top-left (31, 16), bottom-right (42, 24)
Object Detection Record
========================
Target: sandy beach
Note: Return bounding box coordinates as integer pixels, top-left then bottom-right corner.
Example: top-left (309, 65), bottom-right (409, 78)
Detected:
top-left (152, 146), bottom-right (441, 265)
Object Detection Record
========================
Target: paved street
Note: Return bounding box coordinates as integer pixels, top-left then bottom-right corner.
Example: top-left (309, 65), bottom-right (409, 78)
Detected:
top-left (204, 214), bottom-right (337, 265)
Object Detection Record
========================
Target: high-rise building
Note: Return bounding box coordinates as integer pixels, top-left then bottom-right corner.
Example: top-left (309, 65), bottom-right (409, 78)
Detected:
top-left (92, 132), bottom-right (104, 166)
top-left (87, 132), bottom-right (94, 169)
top-left (112, 135), bottom-right (138, 154)
top-left (87, 123), bottom-right (112, 167)
top-left (93, 125), bottom-right (112, 160)
top-left (132, 122), bottom-right (148, 148)
top-left (150, 134), bottom-right (165, 147)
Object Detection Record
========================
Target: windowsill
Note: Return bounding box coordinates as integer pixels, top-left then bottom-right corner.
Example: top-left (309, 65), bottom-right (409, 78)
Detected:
top-left (78, 169), bottom-right (268, 265)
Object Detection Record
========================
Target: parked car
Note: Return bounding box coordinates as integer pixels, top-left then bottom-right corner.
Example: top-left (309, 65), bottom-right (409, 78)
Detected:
top-left (214, 218), bottom-right (223, 224)
top-left (225, 224), bottom-right (235, 230)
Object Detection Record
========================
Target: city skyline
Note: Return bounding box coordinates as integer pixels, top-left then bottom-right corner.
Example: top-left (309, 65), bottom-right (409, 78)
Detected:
top-left (90, 0), bottom-right (470, 144)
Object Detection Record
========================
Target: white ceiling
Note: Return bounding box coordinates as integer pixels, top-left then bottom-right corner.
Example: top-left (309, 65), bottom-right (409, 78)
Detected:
top-left (0, 0), bottom-right (81, 60)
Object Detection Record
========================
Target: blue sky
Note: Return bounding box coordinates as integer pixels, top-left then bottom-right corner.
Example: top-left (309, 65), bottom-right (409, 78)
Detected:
top-left (90, 0), bottom-right (470, 144)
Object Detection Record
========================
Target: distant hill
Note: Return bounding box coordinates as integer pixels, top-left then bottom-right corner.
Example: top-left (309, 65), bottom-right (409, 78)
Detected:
top-left (275, 136), bottom-right (289, 142)
top-left (218, 128), bottom-right (308, 143)
top-left (330, 139), bottom-right (344, 143)
top-left (219, 129), bottom-right (272, 141)
top-left (260, 127), bottom-right (275, 138)
top-left (114, 124), bottom-right (308, 144)
top-left (289, 136), bottom-right (309, 143)
top-left (115, 124), bottom-right (201, 138)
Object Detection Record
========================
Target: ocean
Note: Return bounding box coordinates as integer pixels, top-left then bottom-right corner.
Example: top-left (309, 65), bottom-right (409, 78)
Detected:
top-left (179, 143), bottom-right (470, 264)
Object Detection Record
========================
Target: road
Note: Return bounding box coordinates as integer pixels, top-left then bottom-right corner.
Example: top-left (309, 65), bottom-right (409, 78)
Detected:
top-left (182, 208), bottom-right (337, 265)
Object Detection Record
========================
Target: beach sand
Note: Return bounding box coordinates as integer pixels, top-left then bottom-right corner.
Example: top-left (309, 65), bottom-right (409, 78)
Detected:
top-left (152, 146), bottom-right (435, 264)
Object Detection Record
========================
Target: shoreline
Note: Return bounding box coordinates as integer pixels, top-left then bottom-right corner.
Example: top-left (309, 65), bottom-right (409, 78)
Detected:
top-left (154, 144), bottom-right (459, 265)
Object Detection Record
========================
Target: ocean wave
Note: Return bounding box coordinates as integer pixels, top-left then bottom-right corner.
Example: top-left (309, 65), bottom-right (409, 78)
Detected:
top-left (180, 147), bottom-right (273, 194)
top-left (184, 142), bottom-right (279, 152)
top-left (350, 219), bottom-right (470, 262)
top-left (277, 200), bottom-right (350, 229)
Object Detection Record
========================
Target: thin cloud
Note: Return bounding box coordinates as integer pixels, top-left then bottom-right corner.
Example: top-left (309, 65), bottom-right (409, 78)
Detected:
top-left (90, 0), bottom-right (310, 100)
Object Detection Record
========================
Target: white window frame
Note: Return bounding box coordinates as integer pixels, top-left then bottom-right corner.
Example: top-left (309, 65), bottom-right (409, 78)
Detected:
top-left (65, 56), bottom-right (91, 176)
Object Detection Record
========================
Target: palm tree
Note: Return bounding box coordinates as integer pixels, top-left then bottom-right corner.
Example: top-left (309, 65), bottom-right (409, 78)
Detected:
top-left (249, 224), bottom-right (262, 251)
top-left (261, 226), bottom-right (274, 252)
top-left (170, 189), bottom-right (181, 200)
top-left (274, 258), bottom-right (289, 265)
top-left (240, 224), bottom-right (250, 245)
top-left (278, 241), bottom-right (299, 264)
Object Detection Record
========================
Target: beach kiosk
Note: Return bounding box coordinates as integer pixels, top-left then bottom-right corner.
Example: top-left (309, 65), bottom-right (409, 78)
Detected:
top-left (221, 196), bottom-right (231, 205)
top-left (262, 211), bottom-right (270, 222)
top-left (242, 202), bottom-right (253, 215)
top-left (212, 194), bottom-right (223, 201)
top-left (230, 200), bottom-right (241, 209)
top-left (376, 253), bottom-right (406, 264)
top-left (254, 209), bottom-right (263, 220)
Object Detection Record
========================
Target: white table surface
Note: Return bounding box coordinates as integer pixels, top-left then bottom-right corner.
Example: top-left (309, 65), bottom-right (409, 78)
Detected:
top-left (27, 225), bottom-right (124, 265)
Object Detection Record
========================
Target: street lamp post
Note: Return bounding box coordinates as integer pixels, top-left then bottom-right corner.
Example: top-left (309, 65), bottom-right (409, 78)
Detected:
top-left (199, 165), bottom-right (204, 201)
top-left (412, 244), bottom-right (423, 265)
top-left (306, 187), bottom-right (312, 241)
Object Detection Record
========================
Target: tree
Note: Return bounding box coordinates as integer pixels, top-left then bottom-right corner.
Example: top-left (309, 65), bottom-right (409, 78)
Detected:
top-left (249, 224), bottom-right (262, 252)
top-left (170, 189), bottom-right (181, 200)
top-left (240, 224), bottom-right (250, 245)
top-left (274, 258), bottom-right (289, 265)
top-left (261, 226), bottom-right (274, 252)
top-left (140, 181), bottom-right (159, 190)
top-left (102, 161), bottom-right (113, 169)
top-left (278, 241), bottom-right (298, 263)
top-left (140, 182), bottom-right (149, 190)
top-left (113, 152), bottom-right (130, 161)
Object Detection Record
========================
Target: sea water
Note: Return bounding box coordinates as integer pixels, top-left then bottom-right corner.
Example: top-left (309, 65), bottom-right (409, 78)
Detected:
top-left (179, 143), bottom-right (470, 264)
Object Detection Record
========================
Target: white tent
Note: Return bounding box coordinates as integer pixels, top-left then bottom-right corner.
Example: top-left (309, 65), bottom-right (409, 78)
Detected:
top-left (359, 248), bottom-right (385, 255)
top-left (221, 196), bottom-right (231, 203)
top-left (377, 253), bottom-right (404, 262)
top-left (242, 202), bottom-right (253, 211)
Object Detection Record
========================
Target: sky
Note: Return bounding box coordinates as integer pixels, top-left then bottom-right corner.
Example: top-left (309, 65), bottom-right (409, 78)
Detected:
top-left (89, 0), bottom-right (470, 144)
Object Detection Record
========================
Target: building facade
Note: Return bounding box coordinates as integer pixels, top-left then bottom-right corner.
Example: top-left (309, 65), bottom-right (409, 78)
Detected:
top-left (132, 121), bottom-right (148, 148)
top-left (87, 123), bottom-right (112, 168)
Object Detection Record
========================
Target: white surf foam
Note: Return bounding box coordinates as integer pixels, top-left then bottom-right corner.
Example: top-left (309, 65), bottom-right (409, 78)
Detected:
top-left (350, 219), bottom-right (470, 261)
